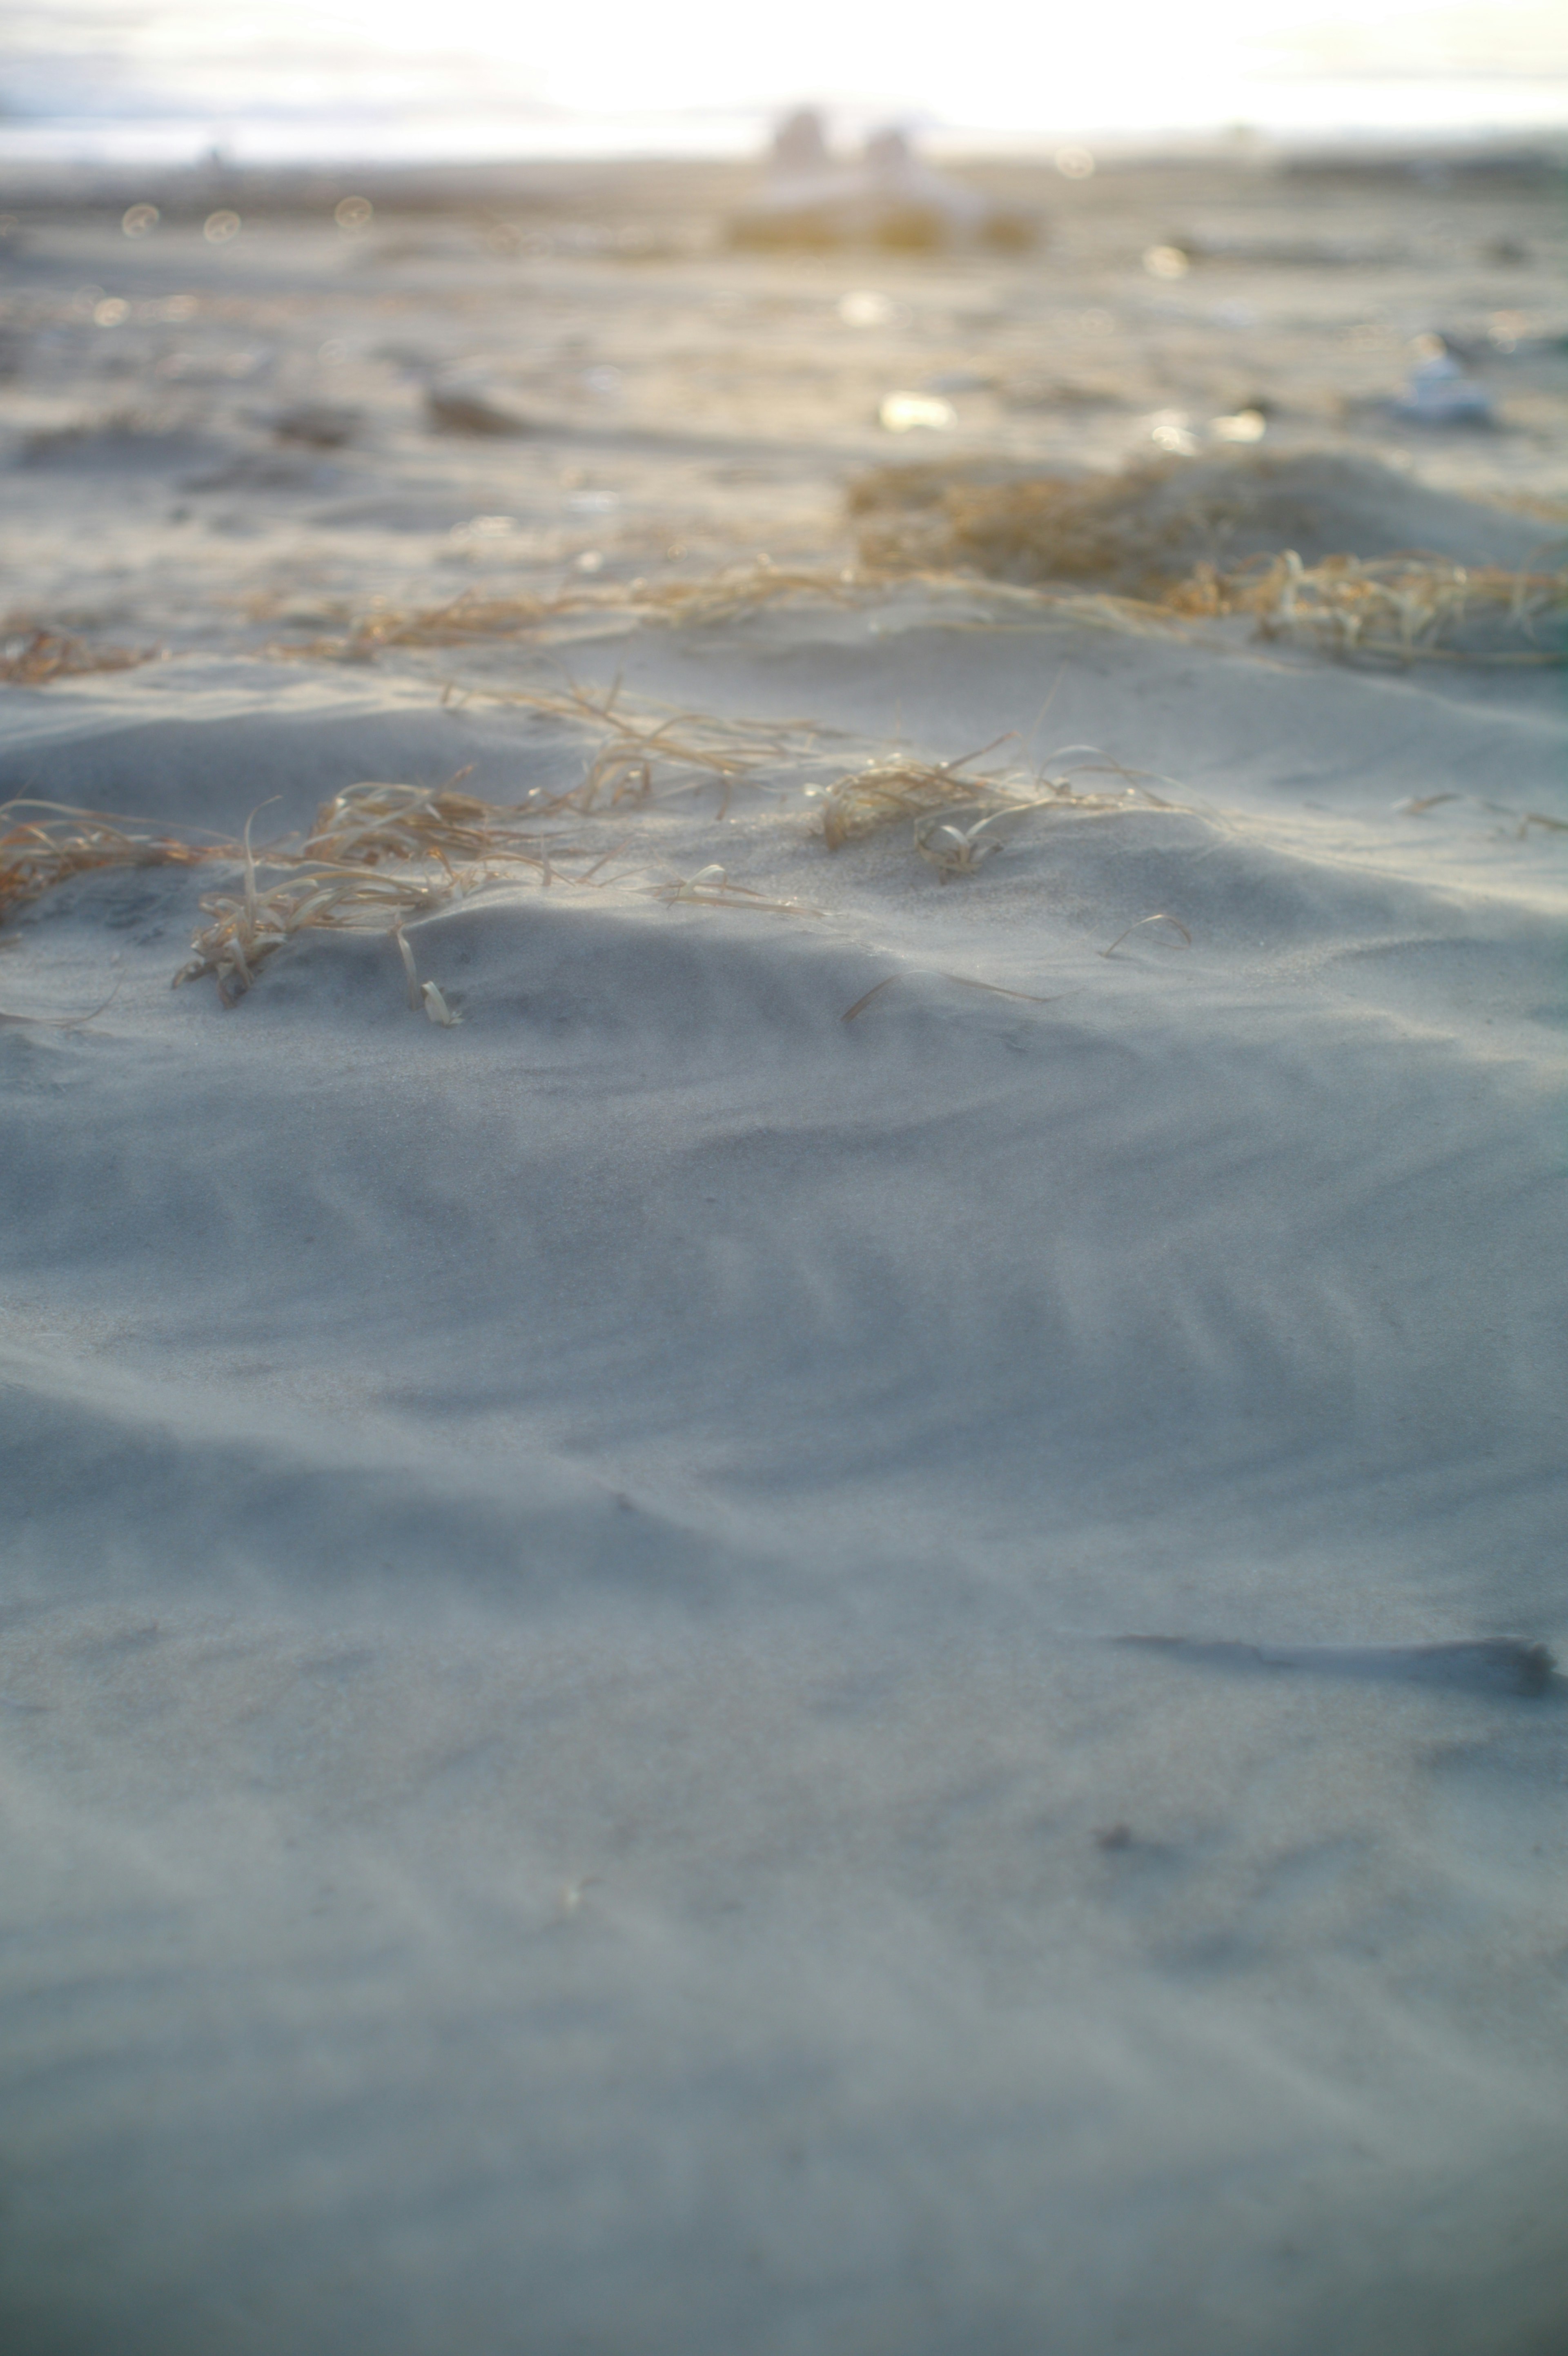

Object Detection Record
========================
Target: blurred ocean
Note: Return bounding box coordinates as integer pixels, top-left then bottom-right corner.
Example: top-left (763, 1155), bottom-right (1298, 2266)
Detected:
top-left (2, 86), bottom-right (1566, 171)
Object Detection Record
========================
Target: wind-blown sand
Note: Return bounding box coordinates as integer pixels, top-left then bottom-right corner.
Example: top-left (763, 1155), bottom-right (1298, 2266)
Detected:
top-left (2, 154), bottom-right (1567, 2354)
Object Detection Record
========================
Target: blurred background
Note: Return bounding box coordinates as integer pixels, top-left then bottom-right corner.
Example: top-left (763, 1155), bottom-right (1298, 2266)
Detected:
top-left (1, 0), bottom-right (1566, 166)
top-left (0, 0), bottom-right (1563, 669)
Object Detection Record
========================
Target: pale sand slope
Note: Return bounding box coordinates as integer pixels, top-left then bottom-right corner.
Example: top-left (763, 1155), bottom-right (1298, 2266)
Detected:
top-left (2, 577), bottom-right (1567, 2355)
top-left (3, 174), bottom-right (1568, 2355)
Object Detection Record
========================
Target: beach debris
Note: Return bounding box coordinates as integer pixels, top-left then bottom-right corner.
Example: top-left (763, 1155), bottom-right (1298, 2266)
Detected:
top-left (1210, 408), bottom-right (1267, 444)
top-left (1392, 350), bottom-right (1494, 428)
top-left (425, 384), bottom-right (535, 437)
top-left (420, 980), bottom-right (461, 1026)
top-left (273, 401), bottom-right (361, 448)
top-left (840, 290), bottom-right (900, 328)
top-left (0, 630), bottom-right (158, 686)
top-left (1113, 1635), bottom-right (1557, 1698)
top-left (393, 924), bottom-right (422, 1010)
top-left (879, 392), bottom-right (956, 434)
top-left (731, 112), bottom-right (1035, 254)
top-left (394, 923), bottom-right (463, 1025)
top-left (1144, 410), bottom-right (1200, 457)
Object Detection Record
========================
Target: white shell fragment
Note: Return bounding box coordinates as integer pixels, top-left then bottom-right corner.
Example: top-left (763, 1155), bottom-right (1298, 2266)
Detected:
top-left (421, 979), bottom-right (462, 1026)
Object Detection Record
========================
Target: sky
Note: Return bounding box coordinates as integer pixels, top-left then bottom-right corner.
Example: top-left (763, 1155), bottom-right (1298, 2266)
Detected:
top-left (2, 0), bottom-right (1566, 149)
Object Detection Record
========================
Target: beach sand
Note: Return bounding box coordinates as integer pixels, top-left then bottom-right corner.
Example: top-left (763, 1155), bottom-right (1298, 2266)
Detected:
top-left (2, 151), bottom-right (1567, 2353)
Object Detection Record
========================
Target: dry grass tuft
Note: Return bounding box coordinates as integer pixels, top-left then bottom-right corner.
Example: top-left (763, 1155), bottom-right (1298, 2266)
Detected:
top-left (175, 773), bottom-right (614, 1002)
top-left (480, 678), bottom-right (830, 817)
top-left (0, 674), bottom-right (819, 1002)
top-left (821, 742), bottom-right (1177, 855)
top-left (0, 800), bottom-right (220, 921)
top-left (0, 630), bottom-right (159, 686)
top-left (302, 771), bottom-right (568, 867)
top-left (2, 780), bottom-right (591, 1007)
top-left (174, 849), bottom-right (458, 1004)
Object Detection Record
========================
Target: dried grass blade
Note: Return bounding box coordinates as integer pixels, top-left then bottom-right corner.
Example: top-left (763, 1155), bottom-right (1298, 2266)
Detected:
top-left (841, 975), bottom-right (900, 1023)
top-left (1099, 913), bottom-right (1193, 959)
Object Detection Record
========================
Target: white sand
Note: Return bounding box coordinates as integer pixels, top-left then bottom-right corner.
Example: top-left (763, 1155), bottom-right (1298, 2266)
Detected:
top-left (2, 161), bottom-right (1568, 2352)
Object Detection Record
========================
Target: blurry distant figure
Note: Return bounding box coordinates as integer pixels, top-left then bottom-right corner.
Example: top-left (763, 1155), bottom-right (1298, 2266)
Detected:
top-left (731, 110), bottom-right (1036, 254)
